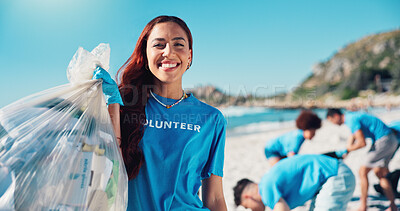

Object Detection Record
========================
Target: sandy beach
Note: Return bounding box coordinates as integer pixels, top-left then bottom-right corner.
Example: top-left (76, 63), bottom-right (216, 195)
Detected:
top-left (223, 109), bottom-right (400, 211)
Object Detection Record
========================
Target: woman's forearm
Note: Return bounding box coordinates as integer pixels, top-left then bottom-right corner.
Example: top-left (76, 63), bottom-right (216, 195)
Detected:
top-left (204, 197), bottom-right (227, 211)
top-left (108, 103), bottom-right (121, 146)
top-left (202, 175), bottom-right (227, 211)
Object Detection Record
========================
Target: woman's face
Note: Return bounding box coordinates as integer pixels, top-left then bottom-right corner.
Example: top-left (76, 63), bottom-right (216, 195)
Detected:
top-left (146, 22), bottom-right (192, 86)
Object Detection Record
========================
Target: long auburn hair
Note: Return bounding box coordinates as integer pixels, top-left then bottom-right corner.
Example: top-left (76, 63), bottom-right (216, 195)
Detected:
top-left (117, 16), bottom-right (193, 180)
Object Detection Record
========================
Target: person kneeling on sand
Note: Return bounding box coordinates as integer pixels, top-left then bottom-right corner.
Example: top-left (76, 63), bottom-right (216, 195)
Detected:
top-left (327, 108), bottom-right (399, 211)
top-left (233, 154), bottom-right (355, 211)
top-left (264, 110), bottom-right (321, 166)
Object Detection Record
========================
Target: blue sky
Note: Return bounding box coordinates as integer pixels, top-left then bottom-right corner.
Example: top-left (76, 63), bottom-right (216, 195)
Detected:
top-left (0, 0), bottom-right (399, 107)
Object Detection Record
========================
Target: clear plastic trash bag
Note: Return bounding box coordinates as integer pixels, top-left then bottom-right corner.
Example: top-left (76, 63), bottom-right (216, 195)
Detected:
top-left (0, 43), bottom-right (128, 211)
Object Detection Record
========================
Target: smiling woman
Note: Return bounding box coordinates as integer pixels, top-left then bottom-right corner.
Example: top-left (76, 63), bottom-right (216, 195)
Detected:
top-left (105, 16), bottom-right (228, 211)
top-left (146, 21), bottom-right (192, 91)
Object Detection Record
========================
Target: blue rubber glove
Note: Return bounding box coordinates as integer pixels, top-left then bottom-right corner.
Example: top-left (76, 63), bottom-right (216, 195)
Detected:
top-left (92, 66), bottom-right (124, 106)
top-left (335, 149), bottom-right (348, 158)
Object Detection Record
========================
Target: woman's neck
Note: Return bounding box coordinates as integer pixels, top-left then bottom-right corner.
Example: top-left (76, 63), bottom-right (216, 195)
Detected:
top-left (152, 81), bottom-right (184, 100)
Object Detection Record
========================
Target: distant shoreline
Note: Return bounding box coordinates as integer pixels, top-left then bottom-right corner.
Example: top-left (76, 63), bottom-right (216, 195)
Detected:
top-left (191, 86), bottom-right (400, 110)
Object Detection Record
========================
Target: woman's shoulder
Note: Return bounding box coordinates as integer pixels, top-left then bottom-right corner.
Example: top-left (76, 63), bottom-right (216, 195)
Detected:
top-left (186, 94), bottom-right (225, 121)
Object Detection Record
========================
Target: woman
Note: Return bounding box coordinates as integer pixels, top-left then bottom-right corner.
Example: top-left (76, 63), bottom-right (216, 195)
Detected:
top-left (100, 16), bottom-right (227, 210)
top-left (264, 110), bottom-right (321, 166)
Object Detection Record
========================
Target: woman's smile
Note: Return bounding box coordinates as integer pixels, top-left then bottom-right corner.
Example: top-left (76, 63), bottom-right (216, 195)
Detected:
top-left (158, 61), bottom-right (180, 71)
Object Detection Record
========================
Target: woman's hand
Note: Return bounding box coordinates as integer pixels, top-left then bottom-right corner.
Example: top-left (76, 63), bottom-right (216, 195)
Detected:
top-left (93, 67), bottom-right (123, 148)
top-left (92, 66), bottom-right (124, 106)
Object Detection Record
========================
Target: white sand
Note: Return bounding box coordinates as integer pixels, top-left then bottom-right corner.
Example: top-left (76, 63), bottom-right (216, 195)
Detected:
top-left (223, 109), bottom-right (400, 211)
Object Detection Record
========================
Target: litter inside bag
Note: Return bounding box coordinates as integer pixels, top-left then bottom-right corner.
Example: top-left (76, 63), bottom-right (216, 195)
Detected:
top-left (0, 44), bottom-right (128, 211)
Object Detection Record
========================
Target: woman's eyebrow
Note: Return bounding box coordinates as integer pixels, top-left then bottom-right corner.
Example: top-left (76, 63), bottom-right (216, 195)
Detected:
top-left (151, 38), bottom-right (165, 43)
top-left (151, 37), bottom-right (186, 42)
top-left (172, 37), bottom-right (186, 42)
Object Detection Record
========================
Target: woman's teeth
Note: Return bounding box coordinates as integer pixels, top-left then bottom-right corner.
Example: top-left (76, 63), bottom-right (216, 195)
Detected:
top-left (161, 63), bottom-right (177, 68)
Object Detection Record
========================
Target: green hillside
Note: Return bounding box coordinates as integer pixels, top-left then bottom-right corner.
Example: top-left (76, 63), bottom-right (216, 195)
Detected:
top-left (293, 29), bottom-right (400, 101)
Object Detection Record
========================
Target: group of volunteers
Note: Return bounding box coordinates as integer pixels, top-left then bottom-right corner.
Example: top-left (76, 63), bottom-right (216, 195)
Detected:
top-left (94, 15), bottom-right (399, 211)
top-left (234, 108), bottom-right (400, 211)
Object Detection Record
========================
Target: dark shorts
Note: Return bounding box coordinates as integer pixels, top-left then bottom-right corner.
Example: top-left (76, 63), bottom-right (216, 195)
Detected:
top-left (365, 133), bottom-right (399, 168)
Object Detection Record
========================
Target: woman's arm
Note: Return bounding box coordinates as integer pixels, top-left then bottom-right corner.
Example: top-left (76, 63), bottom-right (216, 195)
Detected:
top-left (108, 103), bottom-right (121, 147)
top-left (201, 174), bottom-right (227, 211)
top-left (274, 198), bottom-right (290, 211)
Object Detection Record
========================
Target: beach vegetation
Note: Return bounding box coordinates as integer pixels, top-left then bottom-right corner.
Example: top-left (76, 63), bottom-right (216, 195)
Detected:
top-left (188, 30), bottom-right (400, 108)
top-left (341, 88), bottom-right (358, 100)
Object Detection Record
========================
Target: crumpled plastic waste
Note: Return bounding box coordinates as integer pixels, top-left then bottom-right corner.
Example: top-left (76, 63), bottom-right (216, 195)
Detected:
top-left (0, 43), bottom-right (128, 211)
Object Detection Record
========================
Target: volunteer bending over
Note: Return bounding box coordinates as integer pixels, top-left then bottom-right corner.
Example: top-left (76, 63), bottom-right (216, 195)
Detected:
top-left (264, 110), bottom-right (321, 166)
top-left (327, 108), bottom-right (398, 211)
top-left (233, 154), bottom-right (355, 211)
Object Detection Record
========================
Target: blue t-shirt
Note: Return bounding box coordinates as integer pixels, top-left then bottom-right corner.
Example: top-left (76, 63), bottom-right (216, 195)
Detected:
top-left (344, 112), bottom-right (392, 143)
top-left (264, 130), bottom-right (305, 158)
top-left (259, 154), bottom-right (338, 209)
top-left (127, 93), bottom-right (226, 211)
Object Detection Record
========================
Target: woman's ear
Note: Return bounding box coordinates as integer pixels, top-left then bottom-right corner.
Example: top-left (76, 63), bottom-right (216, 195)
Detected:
top-left (186, 55), bottom-right (192, 70)
top-left (188, 49), bottom-right (192, 64)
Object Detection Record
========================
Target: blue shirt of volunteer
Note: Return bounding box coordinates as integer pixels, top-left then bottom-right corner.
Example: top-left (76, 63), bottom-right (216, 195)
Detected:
top-left (127, 93), bottom-right (226, 211)
top-left (264, 130), bottom-right (304, 158)
top-left (344, 111), bottom-right (392, 144)
top-left (259, 154), bottom-right (338, 209)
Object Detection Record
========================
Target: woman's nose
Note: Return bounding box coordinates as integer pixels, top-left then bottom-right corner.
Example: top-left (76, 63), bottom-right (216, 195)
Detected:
top-left (162, 43), bottom-right (172, 57)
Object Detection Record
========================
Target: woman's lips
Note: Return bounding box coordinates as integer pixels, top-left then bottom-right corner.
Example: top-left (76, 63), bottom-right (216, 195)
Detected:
top-left (158, 62), bottom-right (180, 71)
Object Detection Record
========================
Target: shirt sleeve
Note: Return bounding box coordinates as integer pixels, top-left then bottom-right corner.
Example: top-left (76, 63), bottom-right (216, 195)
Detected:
top-left (201, 113), bottom-right (226, 179)
top-left (264, 137), bottom-right (278, 158)
top-left (260, 175), bottom-right (283, 209)
top-left (291, 134), bottom-right (305, 154)
top-left (348, 116), bottom-right (362, 134)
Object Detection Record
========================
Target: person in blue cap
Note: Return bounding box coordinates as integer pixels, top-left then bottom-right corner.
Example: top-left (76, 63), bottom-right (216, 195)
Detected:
top-left (326, 108), bottom-right (399, 211)
top-left (233, 154), bottom-right (355, 211)
top-left (264, 110), bottom-right (321, 166)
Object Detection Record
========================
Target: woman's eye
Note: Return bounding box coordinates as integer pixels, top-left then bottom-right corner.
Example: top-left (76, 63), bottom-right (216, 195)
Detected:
top-left (174, 43), bottom-right (184, 47)
top-left (153, 43), bottom-right (165, 48)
